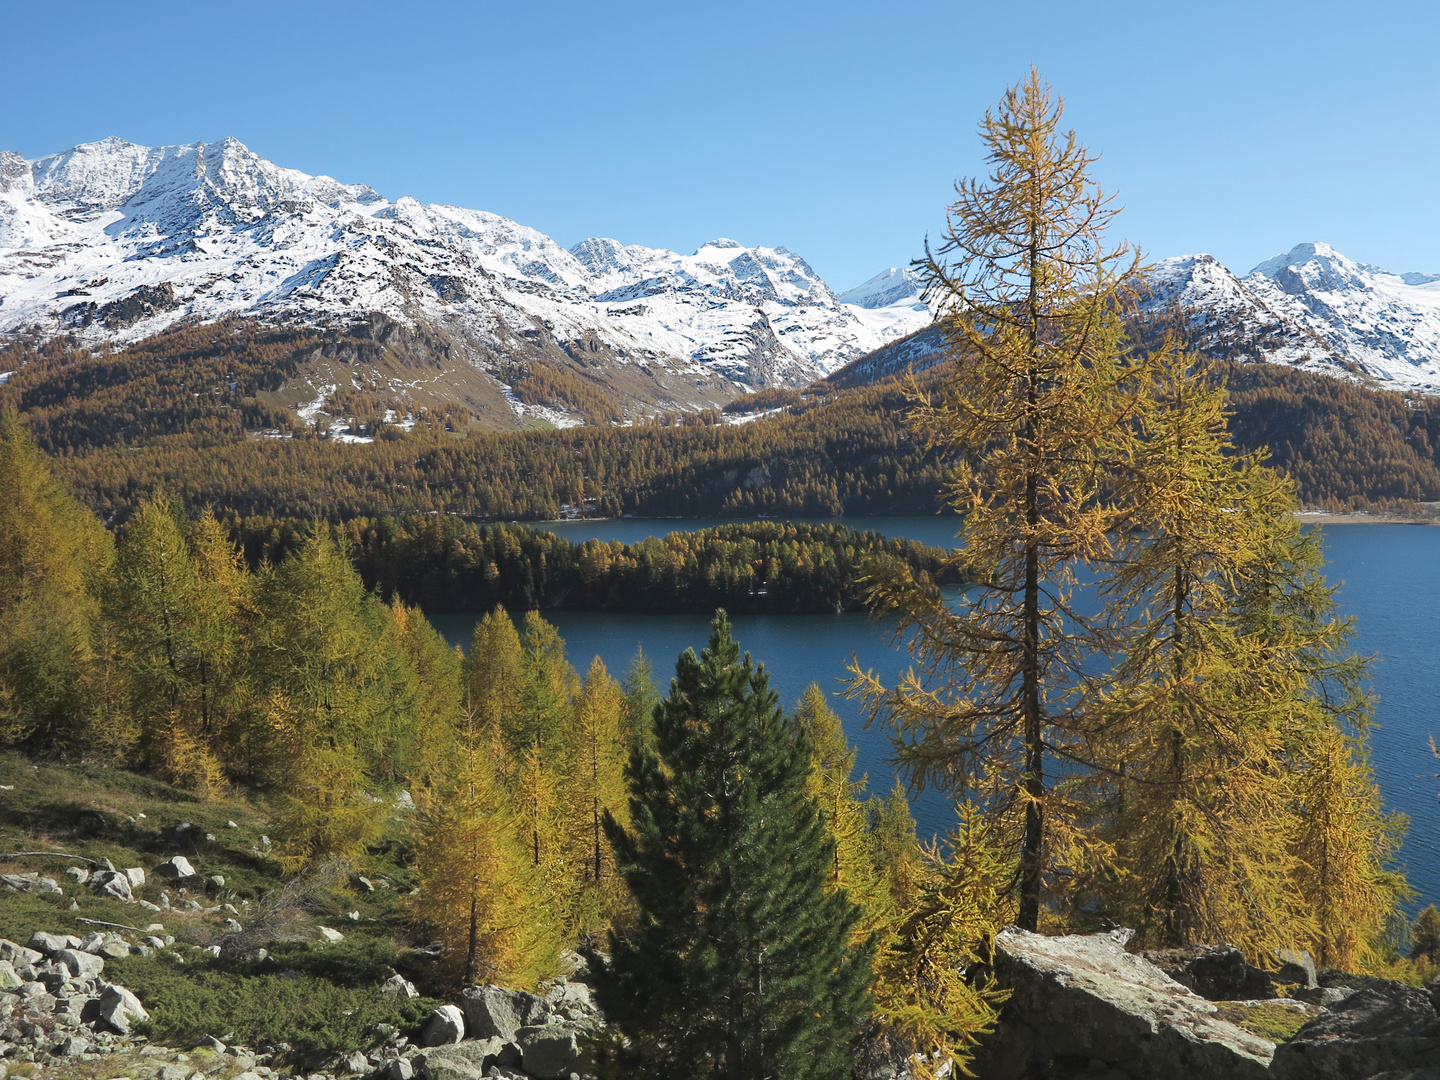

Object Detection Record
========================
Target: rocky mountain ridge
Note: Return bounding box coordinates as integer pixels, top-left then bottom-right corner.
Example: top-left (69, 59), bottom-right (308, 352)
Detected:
top-left (0, 137), bottom-right (931, 429)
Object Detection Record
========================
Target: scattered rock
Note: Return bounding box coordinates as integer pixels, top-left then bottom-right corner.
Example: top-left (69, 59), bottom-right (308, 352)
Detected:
top-left (199, 1034), bottom-right (227, 1053)
top-left (1271, 979), bottom-right (1440, 1079)
top-left (53, 948), bottom-right (104, 979)
top-left (156, 855), bottom-right (198, 879)
top-left (975, 926), bottom-right (1274, 1080)
top-left (421, 1004), bottom-right (465, 1047)
top-left (28, 931), bottom-right (74, 954)
top-left (63, 866), bottom-right (89, 885)
top-left (53, 1033), bottom-right (89, 1057)
top-left (91, 869), bottom-right (134, 901)
top-left (417, 1039), bottom-right (517, 1080)
top-left (97, 983), bottom-right (150, 1035)
top-left (124, 866), bottom-right (147, 887)
top-left (315, 926), bottom-right (344, 943)
top-left (0, 940), bottom-right (41, 967)
top-left (0, 961), bottom-right (20, 990)
top-left (338, 1050), bottom-right (368, 1074)
top-left (0, 873), bottom-right (62, 896)
top-left (379, 974), bottom-right (418, 999)
top-left (1293, 984), bottom-right (1358, 1008)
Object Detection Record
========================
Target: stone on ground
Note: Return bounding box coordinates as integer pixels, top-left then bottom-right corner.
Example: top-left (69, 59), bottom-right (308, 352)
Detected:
top-left (420, 1003), bottom-right (465, 1046)
top-left (976, 926), bottom-right (1274, 1080)
top-left (517, 1024), bottom-right (588, 1079)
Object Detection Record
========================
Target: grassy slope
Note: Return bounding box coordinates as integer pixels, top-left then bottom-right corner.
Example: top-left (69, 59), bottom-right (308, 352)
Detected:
top-left (0, 754), bottom-right (438, 1054)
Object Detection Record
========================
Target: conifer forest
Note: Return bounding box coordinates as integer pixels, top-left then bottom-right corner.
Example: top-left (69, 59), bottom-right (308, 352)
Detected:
top-left (0, 73), bottom-right (1436, 1080)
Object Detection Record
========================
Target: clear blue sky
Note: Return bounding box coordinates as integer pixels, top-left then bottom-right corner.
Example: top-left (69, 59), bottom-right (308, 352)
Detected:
top-left (5, 0), bottom-right (1438, 290)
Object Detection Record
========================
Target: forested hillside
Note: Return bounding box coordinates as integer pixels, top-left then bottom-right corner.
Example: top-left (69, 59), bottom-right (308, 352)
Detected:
top-left (4, 317), bottom-right (1440, 521)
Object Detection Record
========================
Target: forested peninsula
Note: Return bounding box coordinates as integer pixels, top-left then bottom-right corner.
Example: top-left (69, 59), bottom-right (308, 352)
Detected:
top-left (238, 516), bottom-right (963, 614)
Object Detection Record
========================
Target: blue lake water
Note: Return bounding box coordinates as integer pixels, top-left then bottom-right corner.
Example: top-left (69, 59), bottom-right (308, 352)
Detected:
top-left (426, 517), bottom-right (1440, 911)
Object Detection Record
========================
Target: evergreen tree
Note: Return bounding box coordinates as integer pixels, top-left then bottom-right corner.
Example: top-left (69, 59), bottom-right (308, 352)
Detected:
top-left (568, 657), bottom-right (628, 884)
top-left (853, 70), bottom-right (1141, 929)
top-left (382, 599), bottom-right (462, 785)
top-left (620, 646), bottom-right (660, 753)
top-left (1411, 904), bottom-right (1440, 963)
top-left (588, 614), bottom-right (872, 1080)
top-left (869, 804), bottom-right (1011, 1080)
top-left (795, 684), bottom-right (884, 928)
top-left (187, 509), bottom-right (250, 772)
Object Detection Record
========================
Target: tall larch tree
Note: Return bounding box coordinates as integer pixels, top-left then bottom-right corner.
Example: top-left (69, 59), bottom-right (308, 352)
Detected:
top-left (250, 528), bottom-right (398, 865)
top-left (112, 495), bottom-right (226, 793)
top-left (851, 70), bottom-right (1141, 929)
top-left (1093, 347), bottom-right (1311, 952)
top-left (0, 411), bottom-right (111, 750)
top-left (411, 710), bottom-right (560, 991)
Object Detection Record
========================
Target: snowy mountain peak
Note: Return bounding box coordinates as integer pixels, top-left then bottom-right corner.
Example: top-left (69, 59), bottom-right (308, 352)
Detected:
top-left (0, 137), bottom-right (935, 413)
top-left (837, 267), bottom-right (923, 309)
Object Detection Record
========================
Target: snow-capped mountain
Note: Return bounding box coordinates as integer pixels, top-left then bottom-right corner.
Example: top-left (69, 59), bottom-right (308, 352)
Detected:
top-left (0, 136), bottom-right (933, 425)
top-left (828, 244), bottom-right (1440, 395)
top-left (1142, 243), bottom-right (1440, 392)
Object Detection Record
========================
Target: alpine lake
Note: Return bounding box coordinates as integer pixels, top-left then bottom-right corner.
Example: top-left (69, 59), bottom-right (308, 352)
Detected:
top-left (424, 517), bottom-right (1440, 913)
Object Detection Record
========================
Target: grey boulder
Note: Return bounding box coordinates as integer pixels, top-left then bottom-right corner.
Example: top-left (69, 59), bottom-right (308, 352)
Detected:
top-left (90, 869), bottom-right (134, 901)
top-left (96, 983), bottom-right (149, 1035)
top-left (0, 939), bottom-right (42, 967)
top-left (1271, 980), bottom-right (1440, 1080)
top-left (416, 1039), bottom-right (507, 1080)
top-left (517, 1024), bottom-right (589, 1080)
top-left (27, 931), bottom-right (74, 954)
top-left (975, 926), bottom-right (1275, 1080)
top-left (460, 985), bottom-right (548, 1043)
top-left (155, 855), bottom-right (197, 879)
top-left (420, 1003), bottom-right (465, 1046)
top-left (53, 948), bottom-right (104, 979)
top-left (1274, 947), bottom-right (1319, 989)
top-left (379, 974), bottom-right (418, 998)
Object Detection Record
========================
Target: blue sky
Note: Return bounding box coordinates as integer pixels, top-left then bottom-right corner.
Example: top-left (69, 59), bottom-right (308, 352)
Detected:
top-left (5, 0), bottom-right (1438, 290)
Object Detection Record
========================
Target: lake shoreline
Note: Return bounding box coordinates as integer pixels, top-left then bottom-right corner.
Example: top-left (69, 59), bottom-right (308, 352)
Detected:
top-left (1296, 511), bottom-right (1440, 525)
top-left (523, 512), bottom-right (1439, 528)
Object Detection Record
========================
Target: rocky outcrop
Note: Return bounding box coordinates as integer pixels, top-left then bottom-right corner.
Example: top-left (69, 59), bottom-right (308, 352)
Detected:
top-left (1140, 943), bottom-right (1275, 1001)
top-left (975, 927), bottom-right (1277, 1080)
top-left (1270, 980), bottom-right (1440, 1080)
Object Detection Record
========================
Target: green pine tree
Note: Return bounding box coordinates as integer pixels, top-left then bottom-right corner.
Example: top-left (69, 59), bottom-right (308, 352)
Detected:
top-left (587, 613), bottom-right (873, 1080)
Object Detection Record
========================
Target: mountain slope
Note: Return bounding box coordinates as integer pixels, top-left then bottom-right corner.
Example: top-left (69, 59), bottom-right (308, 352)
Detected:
top-left (0, 137), bottom-right (931, 429)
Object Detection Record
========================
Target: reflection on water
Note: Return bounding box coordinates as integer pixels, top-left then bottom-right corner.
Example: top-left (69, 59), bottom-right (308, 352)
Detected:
top-left (431, 518), bottom-right (1440, 910)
